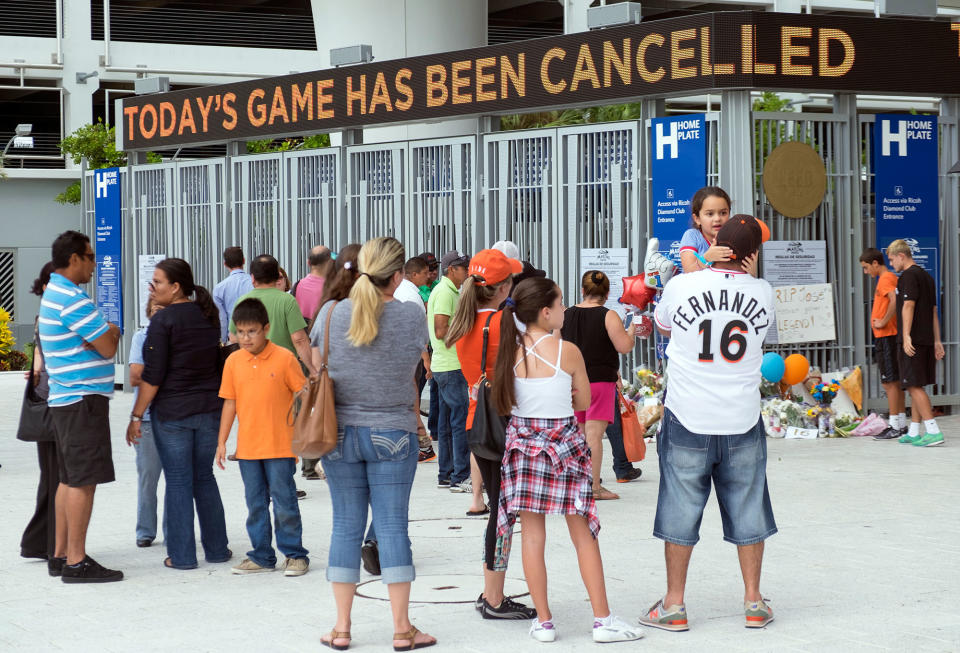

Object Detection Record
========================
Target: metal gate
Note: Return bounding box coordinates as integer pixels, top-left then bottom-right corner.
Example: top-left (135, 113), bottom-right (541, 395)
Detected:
top-left (346, 143), bottom-right (406, 245)
top-left (408, 136), bottom-right (476, 257)
top-left (233, 153), bottom-right (283, 271)
top-left (284, 148), bottom-right (342, 280)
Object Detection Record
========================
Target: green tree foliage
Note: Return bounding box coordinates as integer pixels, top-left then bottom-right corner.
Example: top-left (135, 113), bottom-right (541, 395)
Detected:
top-left (56, 120), bottom-right (161, 204)
top-left (500, 102), bottom-right (645, 131)
top-left (246, 133), bottom-right (330, 154)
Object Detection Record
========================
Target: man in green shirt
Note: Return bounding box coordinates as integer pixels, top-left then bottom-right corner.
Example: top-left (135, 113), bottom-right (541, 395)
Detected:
top-left (417, 251), bottom-right (440, 303)
top-left (427, 250), bottom-right (471, 490)
top-left (229, 255), bottom-right (317, 377)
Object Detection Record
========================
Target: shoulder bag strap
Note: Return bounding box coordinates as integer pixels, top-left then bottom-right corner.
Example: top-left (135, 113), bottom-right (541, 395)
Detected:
top-left (321, 300), bottom-right (338, 369)
top-left (479, 312), bottom-right (496, 377)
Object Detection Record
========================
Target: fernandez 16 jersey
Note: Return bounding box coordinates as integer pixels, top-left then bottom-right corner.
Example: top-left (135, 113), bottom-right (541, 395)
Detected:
top-left (654, 268), bottom-right (775, 435)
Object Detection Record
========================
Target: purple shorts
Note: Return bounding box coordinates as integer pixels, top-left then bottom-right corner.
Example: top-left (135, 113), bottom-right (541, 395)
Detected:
top-left (575, 381), bottom-right (616, 425)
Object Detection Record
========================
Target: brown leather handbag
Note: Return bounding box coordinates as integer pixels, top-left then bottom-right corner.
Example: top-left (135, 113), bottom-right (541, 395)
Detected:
top-left (291, 301), bottom-right (339, 458)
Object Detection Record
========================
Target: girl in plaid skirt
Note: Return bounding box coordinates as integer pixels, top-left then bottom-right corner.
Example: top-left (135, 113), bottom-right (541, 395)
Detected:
top-left (491, 277), bottom-right (642, 644)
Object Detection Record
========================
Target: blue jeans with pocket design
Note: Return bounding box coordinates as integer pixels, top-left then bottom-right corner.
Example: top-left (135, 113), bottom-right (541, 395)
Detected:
top-left (322, 425), bottom-right (418, 584)
top-left (653, 408), bottom-right (777, 547)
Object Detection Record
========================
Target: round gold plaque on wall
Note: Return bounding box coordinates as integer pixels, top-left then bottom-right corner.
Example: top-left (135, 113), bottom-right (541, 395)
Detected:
top-left (761, 141), bottom-right (827, 218)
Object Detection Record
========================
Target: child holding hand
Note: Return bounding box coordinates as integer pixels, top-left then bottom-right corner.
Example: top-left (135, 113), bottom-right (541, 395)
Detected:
top-left (678, 186), bottom-right (734, 273)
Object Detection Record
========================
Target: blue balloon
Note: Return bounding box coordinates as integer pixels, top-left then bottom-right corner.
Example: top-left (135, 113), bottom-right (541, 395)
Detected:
top-left (761, 352), bottom-right (786, 383)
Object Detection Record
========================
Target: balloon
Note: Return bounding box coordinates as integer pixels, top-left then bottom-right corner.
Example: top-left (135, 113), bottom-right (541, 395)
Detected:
top-left (619, 274), bottom-right (657, 312)
top-left (782, 353), bottom-right (810, 386)
top-left (761, 352), bottom-right (785, 383)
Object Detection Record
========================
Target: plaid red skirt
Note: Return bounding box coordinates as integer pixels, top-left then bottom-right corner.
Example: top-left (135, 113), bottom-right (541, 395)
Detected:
top-left (496, 416), bottom-right (600, 539)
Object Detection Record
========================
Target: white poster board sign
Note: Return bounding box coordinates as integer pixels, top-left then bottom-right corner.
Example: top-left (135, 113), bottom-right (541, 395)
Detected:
top-left (785, 426), bottom-right (819, 440)
top-left (762, 240), bottom-right (827, 286)
top-left (138, 254), bottom-right (166, 328)
top-left (773, 283), bottom-right (836, 344)
top-left (579, 248), bottom-right (630, 318)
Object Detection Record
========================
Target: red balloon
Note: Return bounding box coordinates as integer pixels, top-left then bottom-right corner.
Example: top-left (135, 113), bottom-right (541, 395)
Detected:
top-left (620, 275), bottom-right (656, 311)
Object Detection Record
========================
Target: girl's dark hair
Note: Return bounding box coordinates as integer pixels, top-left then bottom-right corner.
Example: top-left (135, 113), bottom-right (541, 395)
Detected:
top-left (444, 275), bottom-right (509, 348)
top-left (690, 186), bottom-right (731, 227)
top-left (492, 277), bottom-right (561, 415)
top-left (155, 258), bottom-right (220, 331)
top-left (581, 270), bottom-right (609, 300)
top-left (31, 262), bottom-right (55, 296)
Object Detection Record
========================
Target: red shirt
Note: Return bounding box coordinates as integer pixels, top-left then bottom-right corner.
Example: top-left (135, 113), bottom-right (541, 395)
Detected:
top-left (872, 271), bottom-right (898, 338)
top-left (456, 310), bottom-right (501, 430)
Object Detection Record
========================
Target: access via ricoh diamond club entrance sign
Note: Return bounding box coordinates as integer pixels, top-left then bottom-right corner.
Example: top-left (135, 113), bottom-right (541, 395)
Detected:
top-left (117, 11), bottom-right (960, 151)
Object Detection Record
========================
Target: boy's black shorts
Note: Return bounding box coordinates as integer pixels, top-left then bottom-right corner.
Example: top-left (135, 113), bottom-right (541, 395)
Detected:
top-left (873, 336), bottom-right (899, 384)
top-left (899, 344), bottom-right (936, 389)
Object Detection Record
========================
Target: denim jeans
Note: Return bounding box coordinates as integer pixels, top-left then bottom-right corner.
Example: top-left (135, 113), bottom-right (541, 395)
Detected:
top-left (653, 409), bottom-right (777, 547)
top-left (433, 369), bottom-right (470, 484)
top-left (322, 425), bottom-right (418, 584)
top-left (134, 421), bottom-right (167, 542)
top-left (152, 411), bottom-right (230, 569)
top-left (238, 458), bottom-right (308, 568)
top-left (604, 397), bottom-right (638, 480)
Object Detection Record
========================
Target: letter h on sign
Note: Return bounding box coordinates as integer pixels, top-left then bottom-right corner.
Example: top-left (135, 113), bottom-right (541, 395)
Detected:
top-left (95, 172), bottom-right (109, 199)
top-left (656, 122), bottom-right (679, 160)
top-left (881, 120), bottom-right (908, 157)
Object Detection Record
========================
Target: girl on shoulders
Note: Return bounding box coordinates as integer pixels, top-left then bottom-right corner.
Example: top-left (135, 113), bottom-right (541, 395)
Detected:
top-left (679, 186), bottom-right (734, 273)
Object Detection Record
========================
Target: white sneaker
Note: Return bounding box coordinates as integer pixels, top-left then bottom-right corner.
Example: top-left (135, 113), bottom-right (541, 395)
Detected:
top-left (530, 618), bottom-right (557, 642)
top-left (593, 615), bottom-right (644, 643)
top-left (450, 479), bottom-right (473, 493)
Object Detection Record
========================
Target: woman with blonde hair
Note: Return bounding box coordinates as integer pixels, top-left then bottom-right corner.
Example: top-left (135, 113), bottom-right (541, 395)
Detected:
top-left (311, 237), bottom-right (434, 651)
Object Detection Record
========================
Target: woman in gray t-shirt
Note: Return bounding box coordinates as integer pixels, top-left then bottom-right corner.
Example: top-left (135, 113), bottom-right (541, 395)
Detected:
top-left (310, 237), bottom-right (434, 651)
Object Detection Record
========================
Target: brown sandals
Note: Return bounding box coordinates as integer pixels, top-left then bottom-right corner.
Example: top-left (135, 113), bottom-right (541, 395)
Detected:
top-left (320, 629), bottom-right (351, 651)
top-left (392, 626), bottom-right (436, 651)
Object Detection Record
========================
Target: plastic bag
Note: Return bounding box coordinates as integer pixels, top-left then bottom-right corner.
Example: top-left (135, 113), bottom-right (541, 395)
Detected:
top-left (850, 412), bottom-right (887, 437)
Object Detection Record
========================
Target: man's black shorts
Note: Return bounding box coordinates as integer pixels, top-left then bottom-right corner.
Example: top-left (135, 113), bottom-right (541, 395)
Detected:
top-left (898, 344), bottom-right (936, 389)
top-left (51, 395), bottom-right (115, 487)
top-left (874, 336), bottom-right (900, 384)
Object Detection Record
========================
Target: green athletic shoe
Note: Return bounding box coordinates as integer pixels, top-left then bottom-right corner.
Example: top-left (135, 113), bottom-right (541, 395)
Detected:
top-left (898, 433), bottom-right (922, 444)
top-left (745, 598), bottom-right (774, 628)
top-left (912, 432), bottom-right (944, 447)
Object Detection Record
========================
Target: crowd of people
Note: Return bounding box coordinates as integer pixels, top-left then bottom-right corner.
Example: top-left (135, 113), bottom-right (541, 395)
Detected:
top-left (15, 182), bottom-right (945, 646)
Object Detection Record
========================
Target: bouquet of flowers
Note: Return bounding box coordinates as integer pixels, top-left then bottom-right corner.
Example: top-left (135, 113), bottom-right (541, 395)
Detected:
top-left (622, 368), bottom-right (663, 403)
top-left (811, 380), bottom-right (840, 405)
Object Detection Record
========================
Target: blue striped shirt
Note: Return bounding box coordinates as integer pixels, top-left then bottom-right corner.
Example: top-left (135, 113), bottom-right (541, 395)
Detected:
top-left (38, 272), bottom-right (114, 406)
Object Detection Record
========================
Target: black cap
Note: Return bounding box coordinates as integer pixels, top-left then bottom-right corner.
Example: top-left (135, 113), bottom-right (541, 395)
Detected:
top-left (441, 250), bottom-right (470, 270)
top-left (417, 252), bottom-right (439, 269)
top-left (715, 214), bottom-right (763, 261)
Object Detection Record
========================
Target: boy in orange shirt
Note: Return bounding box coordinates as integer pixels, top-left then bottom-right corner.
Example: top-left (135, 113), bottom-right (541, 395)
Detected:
top-left (216, 298), bottom-right (310, 575)
top-left (859, 248), bottom-right (906, 439)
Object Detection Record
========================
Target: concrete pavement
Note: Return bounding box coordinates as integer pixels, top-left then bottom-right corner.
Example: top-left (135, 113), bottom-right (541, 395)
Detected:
top-left (1, 372), bottom-right (958, 652)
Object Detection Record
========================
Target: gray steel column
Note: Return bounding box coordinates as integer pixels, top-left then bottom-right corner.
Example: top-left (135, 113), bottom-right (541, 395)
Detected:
top-left (939, 97), bottom-right (960, 402)
top-left (476, 116), bottom-right (498, 250)
top-left (834, 93), bottom-right (866, 376)
top-left (225, 141), bottom-right (246, 246)
top-left (719, 91), bottom-right (754, 214)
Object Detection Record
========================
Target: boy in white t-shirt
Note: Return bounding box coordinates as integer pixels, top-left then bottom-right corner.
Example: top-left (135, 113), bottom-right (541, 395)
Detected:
top-left (641, 214), bottom-right (778, 633)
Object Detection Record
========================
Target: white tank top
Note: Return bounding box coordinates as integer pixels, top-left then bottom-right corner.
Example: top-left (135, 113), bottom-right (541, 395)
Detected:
top-left (512, 333), bottom-right (574, 419)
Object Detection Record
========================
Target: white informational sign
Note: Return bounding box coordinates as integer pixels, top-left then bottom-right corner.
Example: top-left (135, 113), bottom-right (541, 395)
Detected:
top-left (138, 254), bottom-right (166, 328)
top-left (773, 283), bottom-right (836, 345)
top-left (579, 248), bottom-right (630, 318)
top-left (785, 426), bottom-right (819, 440)
top-left (762, 240), bottom-right (827, 286)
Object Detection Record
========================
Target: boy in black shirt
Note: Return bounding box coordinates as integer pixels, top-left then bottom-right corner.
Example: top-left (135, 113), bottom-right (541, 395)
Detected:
top-left (886, 239), bottom-right (945, 447)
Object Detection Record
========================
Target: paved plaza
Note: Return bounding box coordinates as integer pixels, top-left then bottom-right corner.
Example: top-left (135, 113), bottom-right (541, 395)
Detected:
top-left (1, 372), bottom-right (958, 652)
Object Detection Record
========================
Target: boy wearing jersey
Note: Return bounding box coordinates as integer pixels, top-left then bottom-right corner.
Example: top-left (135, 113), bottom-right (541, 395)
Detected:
top-left (641, 215), bottom-right (776, 632)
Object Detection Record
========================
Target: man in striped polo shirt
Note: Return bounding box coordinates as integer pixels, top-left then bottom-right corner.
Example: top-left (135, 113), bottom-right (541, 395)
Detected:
top-left (39, 231), bottom-right (123, 583)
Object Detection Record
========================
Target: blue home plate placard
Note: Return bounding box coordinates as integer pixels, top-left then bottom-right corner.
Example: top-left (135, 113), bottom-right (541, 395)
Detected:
top-left (94, 167), bottom-right (123, 333)
top-left (873, 115), bottom-right (940, 298)
top-left (650, 114), bottom-right (707, 267)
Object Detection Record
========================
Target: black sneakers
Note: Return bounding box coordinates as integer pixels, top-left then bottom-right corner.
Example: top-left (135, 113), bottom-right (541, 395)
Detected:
top-left (873, 426), bottom-right (902, 440)
top-left (60, 556), bottom-right (123, 583)
top-left (361, 540), bottom-right (381, 576)
top-left (479, 595), bottom-right (538, 620)
top-left (47, 556), bottom-right (66, 577)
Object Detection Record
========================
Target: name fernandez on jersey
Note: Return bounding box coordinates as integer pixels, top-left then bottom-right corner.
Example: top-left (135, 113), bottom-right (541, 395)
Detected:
top-left (667, 285), bottom-right (771, 335)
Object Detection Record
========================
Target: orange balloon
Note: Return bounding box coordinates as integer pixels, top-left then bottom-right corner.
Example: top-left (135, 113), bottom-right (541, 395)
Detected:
top-left (782, 353), bottom-right (809, 386)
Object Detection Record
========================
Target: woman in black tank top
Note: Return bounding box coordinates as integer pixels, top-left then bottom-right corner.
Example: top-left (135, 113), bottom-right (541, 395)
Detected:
top-left (561, 271), bottom-right (639, 501)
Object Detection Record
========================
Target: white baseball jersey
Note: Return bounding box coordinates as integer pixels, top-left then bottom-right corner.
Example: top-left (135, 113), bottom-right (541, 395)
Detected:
top-left (654, 268), bottom-right (775, 434)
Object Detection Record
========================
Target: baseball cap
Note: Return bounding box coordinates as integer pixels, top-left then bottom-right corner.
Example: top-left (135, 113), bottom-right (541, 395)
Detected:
top-left (715, 214), bottom-right (763, 261)
top-left (491, 240), bottom-right (521, 261)
top-left (441, 250), bottom-right (470, 270)
top-left (468, 249), bottom-right (523, 286)
top-left (417, 252), bottom-right (439, 269)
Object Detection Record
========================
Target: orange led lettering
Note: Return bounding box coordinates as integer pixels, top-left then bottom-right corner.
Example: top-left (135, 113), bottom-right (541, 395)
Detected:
top-left (476, 57), bottom-right (497, 101)
top-left (819, 28), bottom-right (855, 77)
top-left (139, 104), bottom-right (158, 139)
top-left (426, 65), bottom-right (448, 107)
top-left (451, 60), bottom-right (472, 104)
top-left (159, 102), bottom-right (176, 137)
top-left (268, 86), bottom-right (289, 125)
top-left (501, 54), bottom-right (526, 98)
top-left (292, 83), bottom-right (313, 121)
top-left (395, 70), bottom-right (413, 111)
top-left (247, 89), bottom-right (267, 127)
top-left (346, 75), bottom-right (366, 116)
top-left (781, 26), bottom-right (813, 76)
top-left (541, 47), bottom-right (567, 94)
top-left (178, 98), bottom-right (196, 135)
top-left (741, 25), bottom-right (776, 75)
top-left (671, 28), bottom-right (697, 79)
top-left (637, 33), bottom-right (666, 83)
top-left (369, 72), bottom-right (394, 113)
top-left (317, 79), bottom-right (334, 119)
top-left (602, 39), bottom-right (631, 87)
